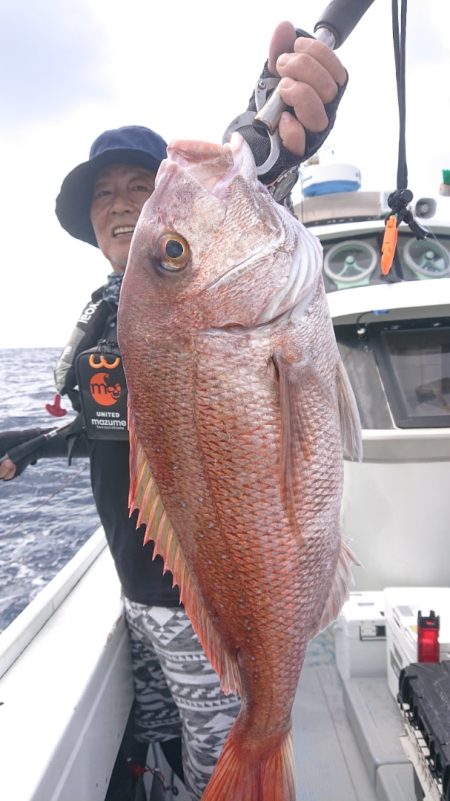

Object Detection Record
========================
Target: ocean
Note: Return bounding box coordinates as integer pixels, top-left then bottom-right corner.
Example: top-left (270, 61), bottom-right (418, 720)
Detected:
top-left (0, 348), bottom-right (100, 632)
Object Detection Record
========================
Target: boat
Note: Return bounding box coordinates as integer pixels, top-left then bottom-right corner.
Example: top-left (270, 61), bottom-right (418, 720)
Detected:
top-left (297, 163), bottom-right (450, 591)
top-left (1, 164), bottom-right (449, 801)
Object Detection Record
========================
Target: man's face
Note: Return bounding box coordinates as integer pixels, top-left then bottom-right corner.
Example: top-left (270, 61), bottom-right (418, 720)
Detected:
top-left (90, 164), bottom-right (156, 272)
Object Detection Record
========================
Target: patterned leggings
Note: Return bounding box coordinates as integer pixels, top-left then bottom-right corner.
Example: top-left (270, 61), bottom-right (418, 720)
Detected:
top-left (124, 599), bottom-right (241, 800)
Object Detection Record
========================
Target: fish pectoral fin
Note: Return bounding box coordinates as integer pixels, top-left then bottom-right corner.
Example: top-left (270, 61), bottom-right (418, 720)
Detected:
top-left (128, 420), bottom-right (242, 696)
top-left (336, 360), bottom-right (363, 461)
top-left (273, 350), bottom-right (327, 506)
top-left (274, 352), bottom-right (362, 478)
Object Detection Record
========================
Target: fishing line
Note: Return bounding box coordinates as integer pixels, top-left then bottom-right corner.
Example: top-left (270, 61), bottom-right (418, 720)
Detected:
top-left (381, 0), bottom-right (430, 275)
top-left (392, 0), bottom-right (408, 191)
top-left (1, 461), bottom-right (91, 539)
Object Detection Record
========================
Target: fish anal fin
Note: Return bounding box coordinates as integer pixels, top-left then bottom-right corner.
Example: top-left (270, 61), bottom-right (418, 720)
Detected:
top-left (178, 564), bottom-right (242, 696)
top-left (128, 416), bottom-right (241, 696)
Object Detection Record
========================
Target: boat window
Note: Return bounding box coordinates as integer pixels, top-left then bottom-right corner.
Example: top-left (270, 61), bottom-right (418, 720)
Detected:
top-left (335, 319), bottom-right (450, 429)
top-left (373, 322), bottom-right (450, 428)
top-left (399, 235), bottom-right (450, 280)
top-left (324, 238), bottom-right (379, 291)
top-left (322, 234), bottom-right (450, 292)
top-left (336, 326), bottom-right (394, 429)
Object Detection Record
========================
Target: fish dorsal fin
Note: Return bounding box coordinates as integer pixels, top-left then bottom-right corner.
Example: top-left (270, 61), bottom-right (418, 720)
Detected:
top-left (128, 415), bottom-right (242, 696)
top-left (336, 361), bottom-right (363, 461)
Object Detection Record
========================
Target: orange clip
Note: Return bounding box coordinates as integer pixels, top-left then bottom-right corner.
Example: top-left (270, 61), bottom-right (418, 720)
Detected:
top-left (381, 214), bottom-right (399, 275)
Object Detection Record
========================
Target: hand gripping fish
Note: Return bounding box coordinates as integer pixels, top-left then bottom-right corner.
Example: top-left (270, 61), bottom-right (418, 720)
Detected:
top-left (118, 133), bottom-right (362, 801)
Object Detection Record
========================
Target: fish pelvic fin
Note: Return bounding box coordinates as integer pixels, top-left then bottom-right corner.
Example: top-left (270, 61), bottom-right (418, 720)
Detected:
top-left (128, 418), bottom-right (242, 696)
top-left (201, 727), bottom-right (295, 801)
top-left (313, 539), bottom-right (360, 636)
top-left (336, 360), bottom-right (363, 461)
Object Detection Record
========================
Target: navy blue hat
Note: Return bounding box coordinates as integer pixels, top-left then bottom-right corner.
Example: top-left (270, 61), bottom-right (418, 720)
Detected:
top-left (55, 125), bottom-right (167, 247)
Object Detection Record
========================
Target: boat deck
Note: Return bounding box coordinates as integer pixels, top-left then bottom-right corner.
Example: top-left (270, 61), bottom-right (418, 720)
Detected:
top-left (147, 628), bottom-right (420, 801)
top-left (293, 629), bottom-right (418, 801)
top-left (0, 530), bottom-right (422, 801)
top-left (294, 629), bottom-right (378, 800)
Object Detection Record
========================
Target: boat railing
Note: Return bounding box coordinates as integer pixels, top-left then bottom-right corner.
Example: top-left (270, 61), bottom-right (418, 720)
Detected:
top-left (0, 526), bottom-right (106, 678)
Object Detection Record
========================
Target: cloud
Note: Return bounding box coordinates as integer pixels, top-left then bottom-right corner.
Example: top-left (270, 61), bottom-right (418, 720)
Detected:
top-left (407, 5), bottom-right (450, 65)
top-left (0, 0), bottom-right (111, 127)
top-left (1, 0), bottom-right (450, 348)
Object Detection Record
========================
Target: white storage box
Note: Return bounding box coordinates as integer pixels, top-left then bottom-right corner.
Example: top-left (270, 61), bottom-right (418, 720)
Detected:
top-left (384, 586), bottom-right (450, 698)
top-left (335, 591), bottom-right (387, 681)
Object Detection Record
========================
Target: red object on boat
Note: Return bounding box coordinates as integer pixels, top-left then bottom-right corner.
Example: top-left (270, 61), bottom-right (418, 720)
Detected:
top-left (417, 610), bottom-right (440, 663)
top-left (45, 393), bottom-right (67, 417)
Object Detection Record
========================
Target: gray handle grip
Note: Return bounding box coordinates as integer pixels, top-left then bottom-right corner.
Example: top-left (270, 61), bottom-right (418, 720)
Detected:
top-left (254, 0), bottom-right (375, 134)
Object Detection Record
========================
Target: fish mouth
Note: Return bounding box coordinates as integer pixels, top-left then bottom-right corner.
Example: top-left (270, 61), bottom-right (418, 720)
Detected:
top-left (113, 225), bottom-right (135, 237)
top-left (165, 136), bottom-right (245, 199)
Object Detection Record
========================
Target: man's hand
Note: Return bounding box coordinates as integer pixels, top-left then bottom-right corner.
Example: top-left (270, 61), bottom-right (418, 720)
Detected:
top-left (223, 20), bottom-right (348, 198)
top-left (0, 428), bottom-right (47, 480)
top-left (268, 21), bottom-right (347, 157)
top-left (0, 457), bottom-right (17, 481)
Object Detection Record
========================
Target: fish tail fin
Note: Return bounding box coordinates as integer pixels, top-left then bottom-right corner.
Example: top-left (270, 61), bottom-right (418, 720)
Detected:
top-left (202, 728), bottom-right (295, 801)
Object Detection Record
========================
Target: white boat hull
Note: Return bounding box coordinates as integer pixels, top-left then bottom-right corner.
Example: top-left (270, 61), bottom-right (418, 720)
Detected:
top-left (0, 529), bottom-right (133, 801)
top-left (343, 457), bottom-right (450, 589)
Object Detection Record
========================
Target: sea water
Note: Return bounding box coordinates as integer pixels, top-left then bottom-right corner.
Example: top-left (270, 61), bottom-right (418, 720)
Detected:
top-left (0, 348), bottom-right (100, 632)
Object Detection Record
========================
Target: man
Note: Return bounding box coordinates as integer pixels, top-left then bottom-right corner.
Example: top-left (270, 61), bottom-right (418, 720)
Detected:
top-left (0, 23), bottom-right (347, 800)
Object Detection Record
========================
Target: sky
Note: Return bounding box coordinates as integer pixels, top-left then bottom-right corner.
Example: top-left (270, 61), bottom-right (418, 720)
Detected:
top-left (0, 0), bottom-right (449, 348)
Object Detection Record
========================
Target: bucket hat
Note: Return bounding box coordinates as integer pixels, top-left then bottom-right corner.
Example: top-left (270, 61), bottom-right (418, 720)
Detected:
top-left (55, 125), bottom-right (167, 247)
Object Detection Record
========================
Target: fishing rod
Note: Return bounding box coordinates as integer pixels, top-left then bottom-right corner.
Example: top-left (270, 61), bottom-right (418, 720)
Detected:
top-left (0, 420), bottom-right (77, 473)
top-left (254, 0), bottom-right (376, 135)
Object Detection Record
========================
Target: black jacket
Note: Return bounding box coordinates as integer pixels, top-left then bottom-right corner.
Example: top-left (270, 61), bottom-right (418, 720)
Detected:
top-left (0, 293), bottom-right (180, 607)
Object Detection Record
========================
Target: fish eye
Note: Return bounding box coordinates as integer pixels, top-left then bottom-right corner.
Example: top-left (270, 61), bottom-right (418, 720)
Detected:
top-left (157, 233), bottom-right (190, 272)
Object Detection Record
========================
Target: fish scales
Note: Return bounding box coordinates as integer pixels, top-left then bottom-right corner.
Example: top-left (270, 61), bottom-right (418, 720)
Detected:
top-left (118, 134), bottom-right (361, 800)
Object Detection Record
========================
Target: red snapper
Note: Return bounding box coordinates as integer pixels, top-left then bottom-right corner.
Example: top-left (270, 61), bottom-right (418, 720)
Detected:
top-left (118, 133), bottom-right (361, 801)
